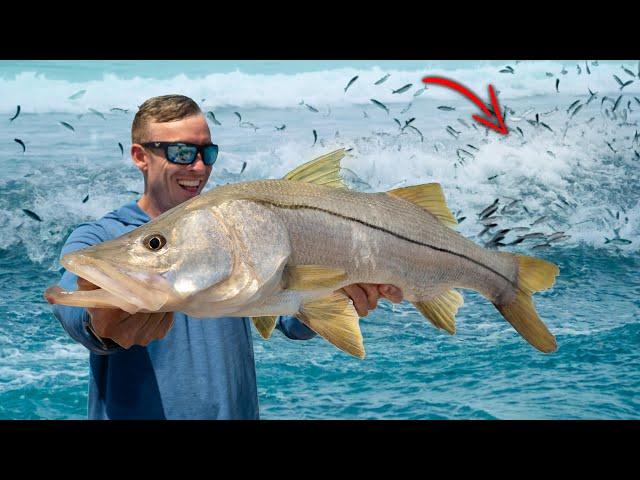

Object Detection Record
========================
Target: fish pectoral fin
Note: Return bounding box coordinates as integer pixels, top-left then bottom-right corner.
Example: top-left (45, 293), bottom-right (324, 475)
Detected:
top-left (297, 291), bottom-right (365, 359)
top-left (282, 149), bottom-right (349, 189)
top-left (284, 265), bottom-right (348, 290)
top-left (413, 289), bottom-right (464, 335)
top-left (251, 316), bottom-right (278, 339)
top-left (387, 183), bottom-right (458, 228)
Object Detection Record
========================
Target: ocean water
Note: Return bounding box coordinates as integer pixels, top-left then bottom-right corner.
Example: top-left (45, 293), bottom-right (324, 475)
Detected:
top-left (0, 60), bottom-right (638, 419)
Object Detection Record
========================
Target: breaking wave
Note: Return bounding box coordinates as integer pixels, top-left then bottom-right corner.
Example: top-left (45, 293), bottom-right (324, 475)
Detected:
top-left (1, 60), bottom-right (640, 113)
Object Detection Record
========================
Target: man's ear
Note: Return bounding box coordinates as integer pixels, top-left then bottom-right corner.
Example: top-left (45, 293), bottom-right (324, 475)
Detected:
top-left (131, 144), bottom-right (148, 173)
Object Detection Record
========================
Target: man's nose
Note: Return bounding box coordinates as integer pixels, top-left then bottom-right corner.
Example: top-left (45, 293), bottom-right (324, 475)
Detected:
top-left (188, 153), bottom-right (208, 172)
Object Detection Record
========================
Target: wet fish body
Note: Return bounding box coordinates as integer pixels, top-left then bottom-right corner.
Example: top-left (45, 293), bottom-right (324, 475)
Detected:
top-left (370, 99), bottom-right (389, 114)
top-left (45, 151), bottom-right (560, 357)
top-left (59, 121), bottom-right (75, 132)
top-left (392, 84), bottom-right (413, 94)
top-left (22, 209), bottom-right (42, 222)
top-left (69, 90), bottom-right (87, 100)
top-left (10, 105), bottom-right (21, 122)
top-left (374, 74), bottom-right (390, 85)
top-left (14, 138), bottom-right (26, 153)
top-left (344, 76), bottom-right (359, 93)
top-left (207, 111), bottom-right (222, 126)
top-left (88, 108), bottom-right (106, 120)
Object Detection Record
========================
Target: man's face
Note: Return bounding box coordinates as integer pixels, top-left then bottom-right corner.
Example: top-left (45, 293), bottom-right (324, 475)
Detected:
top-left (135, 114), bottom-right (213, 212)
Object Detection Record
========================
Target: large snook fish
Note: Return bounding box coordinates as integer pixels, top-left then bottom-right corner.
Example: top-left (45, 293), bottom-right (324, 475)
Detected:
top-left (45, 149), bottom-right (560, 358)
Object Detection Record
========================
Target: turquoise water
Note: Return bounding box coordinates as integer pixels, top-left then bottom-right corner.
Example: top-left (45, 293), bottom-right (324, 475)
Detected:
top-left (0, 60), bottom-right (638, 419)
top-left (0, 60), bottom-right (634, 82)
top-left (0, 60), bottom-right (555, 81)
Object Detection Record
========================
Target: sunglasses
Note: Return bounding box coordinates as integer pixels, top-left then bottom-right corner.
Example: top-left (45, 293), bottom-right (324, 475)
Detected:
top-left (141, 141), bottom-right (219, 166)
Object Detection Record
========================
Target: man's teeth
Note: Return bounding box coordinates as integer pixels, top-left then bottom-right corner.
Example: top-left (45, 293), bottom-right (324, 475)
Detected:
top-left (177, 180), bottom-right (200, 188)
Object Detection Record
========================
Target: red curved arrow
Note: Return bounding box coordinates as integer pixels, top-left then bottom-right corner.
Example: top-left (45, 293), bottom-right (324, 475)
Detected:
top-left (422, 76), bottom-right (508, 135)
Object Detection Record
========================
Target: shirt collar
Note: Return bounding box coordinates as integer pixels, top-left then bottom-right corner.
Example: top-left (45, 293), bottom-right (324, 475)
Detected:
top-left (114, 200), bottom-right (150, 226)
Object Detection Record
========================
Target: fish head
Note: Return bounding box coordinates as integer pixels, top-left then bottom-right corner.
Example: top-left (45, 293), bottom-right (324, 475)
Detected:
top-left (59, 206), bottom-right (235, 312)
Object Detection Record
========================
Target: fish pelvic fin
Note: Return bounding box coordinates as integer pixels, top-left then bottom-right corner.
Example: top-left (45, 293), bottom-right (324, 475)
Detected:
top-left (252, 316), bottom-right (278, 339)
top-left (284, 265), bottom-right (348, 290)
top-left (283, 149), bottom-right (348, 189)
top-left (297, 291), bottom-right (365, 359)
top-left (386, 183), bottom-right (458, 228)
top-left (494, 254), bottom-right (559, 353)
top-left (413, 289), bottom-right (464, 335)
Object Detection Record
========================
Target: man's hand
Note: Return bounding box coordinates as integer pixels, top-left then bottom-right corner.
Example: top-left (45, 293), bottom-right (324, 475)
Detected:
top-left (77, 277), bottom-right (174, 349)
top-left (340, 283), bottom-right (404, 317)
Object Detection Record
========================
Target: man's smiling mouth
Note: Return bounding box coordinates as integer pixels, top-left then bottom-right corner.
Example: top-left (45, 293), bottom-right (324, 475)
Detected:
top-left (177, 178), bottom-right (202, 193)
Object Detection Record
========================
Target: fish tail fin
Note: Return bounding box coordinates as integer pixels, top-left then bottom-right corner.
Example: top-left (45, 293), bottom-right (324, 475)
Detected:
top-left (493, 254), bottom-right (559, 353)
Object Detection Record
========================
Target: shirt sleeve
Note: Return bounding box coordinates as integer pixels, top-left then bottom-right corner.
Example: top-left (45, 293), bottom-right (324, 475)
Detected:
top-left (50, 223), bottom-right (124, 355)
top-left (275, 315), bottom-right (317, 340)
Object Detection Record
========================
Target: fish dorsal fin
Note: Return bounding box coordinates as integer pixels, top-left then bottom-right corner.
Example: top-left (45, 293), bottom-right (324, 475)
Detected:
top-left (283, 149), bottom-right (348, 189)
top-left (297, 291), bottom-right (365, 359)
top-left (413, 289), bottom-right (464, 334)
top-left (284, 265), bottom-right (348, 290)
top-left (252, 316), bottom-right (278, 339)
top-left (387, 183), bottom-right (458, 228)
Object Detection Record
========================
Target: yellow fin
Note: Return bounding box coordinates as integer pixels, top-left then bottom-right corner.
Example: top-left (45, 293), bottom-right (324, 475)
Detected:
top-left (413, 289), bottom-right (464, 334)
top-left (297, 291), bottom-right (365, 359)
top-left (387, 183), bottom-right (458, 228)
top-left (514, 254), bottom-right (559, 295)
top-left (284, 265), bottom-right (348, 290)
top-left (283, 149), bottom-right (348, 189)
top-left (252, 316), bottom-right (278, 339)
top-left (494, 254), bottom-right (559, 353)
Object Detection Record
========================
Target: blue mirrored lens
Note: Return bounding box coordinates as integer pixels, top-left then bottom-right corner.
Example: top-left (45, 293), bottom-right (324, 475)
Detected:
top-left (167, 144), bottom-right (198, 164)
top-left (202, 144), bottom-right (219, 165)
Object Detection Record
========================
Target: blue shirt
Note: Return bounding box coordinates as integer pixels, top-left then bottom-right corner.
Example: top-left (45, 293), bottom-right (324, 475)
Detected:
top-left (51, 200), bottom-right (316, 419)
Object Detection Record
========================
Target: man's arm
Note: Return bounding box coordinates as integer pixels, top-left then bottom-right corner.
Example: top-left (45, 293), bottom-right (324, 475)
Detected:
top-left (50, 224), bottom-right (124, 355)
top-left (274, 283), bottom-right (404, 340)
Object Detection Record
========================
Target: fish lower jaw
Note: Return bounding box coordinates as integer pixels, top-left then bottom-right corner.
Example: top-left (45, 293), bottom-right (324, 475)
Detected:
top-left (63, 258), bottom-right (168, 312)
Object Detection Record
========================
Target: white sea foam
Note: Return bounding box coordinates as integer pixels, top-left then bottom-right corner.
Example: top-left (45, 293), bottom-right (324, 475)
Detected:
top-left (1, 62), bottom-right (638, 265)
top-left (1, 61), bottom-right (639, 113)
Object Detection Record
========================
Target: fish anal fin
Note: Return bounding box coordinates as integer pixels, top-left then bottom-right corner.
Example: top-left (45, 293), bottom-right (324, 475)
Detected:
top-left (252, 316), bottom-right (278, 339)
top-left (283, 149), bottom-right (348, 189)
top-left (413, 289), bottom-right (464, 334)
top-left (284, 265), bottom-right (347, 290)
top-left (387, 183), bottom-right (458, 228)
top-left (297, 291), bottom-right (365, 359)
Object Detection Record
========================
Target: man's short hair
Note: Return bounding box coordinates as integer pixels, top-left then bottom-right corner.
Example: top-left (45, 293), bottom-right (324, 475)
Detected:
top-left (132, 95), bottom-right (202, 144)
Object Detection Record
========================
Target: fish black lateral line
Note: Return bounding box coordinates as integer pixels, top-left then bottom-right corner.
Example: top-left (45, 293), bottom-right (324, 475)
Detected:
top-left (45, 150), bottom-right (560, 357)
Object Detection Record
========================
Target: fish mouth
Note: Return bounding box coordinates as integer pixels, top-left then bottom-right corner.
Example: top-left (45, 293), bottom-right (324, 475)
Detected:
top-left (48, 251), bottom-right (171, 314)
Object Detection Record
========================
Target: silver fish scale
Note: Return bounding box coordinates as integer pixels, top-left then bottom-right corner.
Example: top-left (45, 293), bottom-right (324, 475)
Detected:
top-left (196, 180), bottom-right (520, 304)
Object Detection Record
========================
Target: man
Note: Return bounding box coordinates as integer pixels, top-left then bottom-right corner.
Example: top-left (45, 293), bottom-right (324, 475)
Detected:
top-left (51, 94), bottom-right (403, 419)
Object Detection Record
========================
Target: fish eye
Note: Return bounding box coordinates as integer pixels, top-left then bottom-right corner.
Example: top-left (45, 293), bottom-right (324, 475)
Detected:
top-left (143, 234), bottom-right (166, 251)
